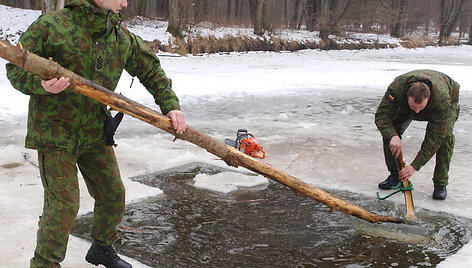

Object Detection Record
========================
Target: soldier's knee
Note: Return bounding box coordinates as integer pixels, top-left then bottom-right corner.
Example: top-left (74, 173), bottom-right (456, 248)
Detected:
top-left (109, 185), bottom-right (126, 204)
top-left (443, 134), bottom-right (455, 147)
top-left (64, 191), bottom-right (81, 212)
top-left (60, 198), bottom-right (80, 220)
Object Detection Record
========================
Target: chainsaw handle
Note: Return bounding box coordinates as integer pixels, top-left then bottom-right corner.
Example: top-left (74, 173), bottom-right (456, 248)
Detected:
top-left (237, 129), bottom-right (248, 136)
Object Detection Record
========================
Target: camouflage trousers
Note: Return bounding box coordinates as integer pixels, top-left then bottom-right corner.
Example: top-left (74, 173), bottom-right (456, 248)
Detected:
top-left (30, 145), bottom-right (125, 268)
top-left (383, 105), bottom-right (459, 186)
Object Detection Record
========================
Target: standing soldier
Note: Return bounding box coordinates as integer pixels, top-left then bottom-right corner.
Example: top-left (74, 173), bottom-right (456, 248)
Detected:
top-left (6, 0), bottom-right (186, 267)
top-left (375, 69), bottom-right (460, 200)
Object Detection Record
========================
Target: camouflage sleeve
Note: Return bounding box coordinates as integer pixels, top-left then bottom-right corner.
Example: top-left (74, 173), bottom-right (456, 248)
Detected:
top-left (410, 106), bottom-right (450, 171)
top-left (450, 78), bottom-right (460, 104)
top-left (6, 19), bottom-right (51, 95)
top-left (125, 33), bottom-right (181, 115)
top-left (375, 83), bottom-right (399, 140)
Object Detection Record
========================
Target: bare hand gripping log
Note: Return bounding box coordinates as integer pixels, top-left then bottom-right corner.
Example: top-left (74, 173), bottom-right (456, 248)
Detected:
top-left (0, 40), bottom-right (403, 224)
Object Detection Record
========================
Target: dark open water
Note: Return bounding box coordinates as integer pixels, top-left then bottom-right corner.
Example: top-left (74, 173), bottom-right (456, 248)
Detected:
top-left (72, 162), bottom-right (472, 268)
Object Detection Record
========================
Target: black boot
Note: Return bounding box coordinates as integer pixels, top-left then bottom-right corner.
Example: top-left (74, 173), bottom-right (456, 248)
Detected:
top-left (432, 185), bottom-right (447, 200)
top-left (85, 240), bottom-right (132, 268)
top-left (378, 174), bottom-right (400, 190)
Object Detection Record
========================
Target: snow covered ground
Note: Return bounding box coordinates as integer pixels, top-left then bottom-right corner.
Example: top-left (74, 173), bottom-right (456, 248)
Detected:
top-left (0, 4), bottom-right (403, 47)
top-left (1, 4), bottom-right (472, 268)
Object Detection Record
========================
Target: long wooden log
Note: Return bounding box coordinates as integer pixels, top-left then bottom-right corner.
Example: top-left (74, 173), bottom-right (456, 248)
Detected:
top-left (0, 40), bottom-right (403, 224)
top-left (396, 153), bottom-right (416, 221)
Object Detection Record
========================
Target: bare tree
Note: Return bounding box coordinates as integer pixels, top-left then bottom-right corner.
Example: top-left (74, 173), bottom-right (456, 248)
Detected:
top-left (468, 0), bottom-right (472, 44)
top-left (41, 0), bottom-right (54, 13)
top-left (262, 0), bottom-right (274, 32)
top-left (281, 0), bottom-right (290, 27)
top-left (249, 0), bottom-right (264, 35)
top-left (361, 0), bottom-right (377, 32)
top-left (167, 0), bottom-right (188, 38)
top-left (469, 14), bottom-right (472, 44)
top-left (392, 0), bottom-right (408, 37)
top-left (423, 0), bottom-right (433, 35)
top-left (306, 0), bottom-right (317, 32)
top-left (56, 0), bottom-right (64, 9)
top-left (381, 0), bottom-right (410, 38)
top-left (458, 8), bottom-right (468, 38)
top-left (290, 0), bottom-right (304, 29)
top-left (234, 0), bottom-right (245, 23)
top-left (5, 0), bottom-right (471, 47)
top-left (317, 0), bottom-right (352, 40)
top-left (438, 0), bottom-right (465, 45)
top-left (135, 0), bottom-right (148, 16)
top-left (249, 0), bottom-right (273, 35)
top-left (41, 0), bottom-right (64, 14)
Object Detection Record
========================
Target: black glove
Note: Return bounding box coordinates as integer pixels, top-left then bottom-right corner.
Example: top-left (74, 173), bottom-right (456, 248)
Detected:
top-left (105, 111), bottom-right (124, 146)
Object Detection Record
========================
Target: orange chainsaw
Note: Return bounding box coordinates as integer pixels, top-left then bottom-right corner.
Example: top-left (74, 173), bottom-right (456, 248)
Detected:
top-left (225, 129), bottom-right (266, 159)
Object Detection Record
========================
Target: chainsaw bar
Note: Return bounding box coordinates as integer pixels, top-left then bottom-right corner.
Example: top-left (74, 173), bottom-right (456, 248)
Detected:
top-left (224, 138), bottom-right (237, 148)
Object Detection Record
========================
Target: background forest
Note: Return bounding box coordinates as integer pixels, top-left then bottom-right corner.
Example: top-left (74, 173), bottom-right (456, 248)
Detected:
top-left (1, 0), bottom-right (472, 53)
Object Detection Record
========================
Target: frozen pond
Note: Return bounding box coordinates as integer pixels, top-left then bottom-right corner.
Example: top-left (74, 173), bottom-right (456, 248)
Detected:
top-left (2, 46), bottom-right (472, 267)
top-left (111, 86), bottom-right (472, 203)
top-left (69, 89), bottom-right (472, 267)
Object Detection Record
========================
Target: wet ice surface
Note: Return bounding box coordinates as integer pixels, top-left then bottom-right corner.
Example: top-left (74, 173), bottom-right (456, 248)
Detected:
top-left (2, 46), bottom-right (472, 267)
top-left (72, 162), bottom-right (472, 267)
top-left (70, 89), bottom-right (472, 267)
top-left (176, 88), bottom-right (472, 200)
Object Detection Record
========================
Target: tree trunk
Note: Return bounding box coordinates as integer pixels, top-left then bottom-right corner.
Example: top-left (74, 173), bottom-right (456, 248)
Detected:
top-left (424, 0), bottom-right (432, 35)
top-left (438, 0), bottom-right (465, 45)
top-left (390, 0), bottom-right (409, 38)
top-left (262, 0), bottom-right (274, 33)
top-left (24, 0), bottom-right (32, 9)
top-left (55, 0), bottom-right (65, 10)
top-left (234, 0), bottom-right (244, 23)
top-left (306, 0), bottom-right (316, 32)
top-left (0, 39), bottom-right (404, 224)
top-left (468, 7), bottom-right (472, 44)
top-left (167, 0), bottom-right (187, 38)
top-left (282, 0), bottom-right (289, 27)
top-left (458, 11), bottom-right (467, 38)
top-left (226, 0), bottom-right (233, 23)
top-left (290, 0), bottom-right (303, 29)
top-left (158, 0), bottom-right (170, 20)
top-left (41, 0), bottom-right (64, 14)
top-left (318, 0), bottom-right (331, 40)
top-left (361, 0), bottom-right (373, 32)
top-left (318, 0), bottom-right (351, 41)
top-left (41, 0), bottom-right (55, 14)
top-left (250, 0), bottom-right (264, 35)
top-left (136, 0), bottom-right (148, 16)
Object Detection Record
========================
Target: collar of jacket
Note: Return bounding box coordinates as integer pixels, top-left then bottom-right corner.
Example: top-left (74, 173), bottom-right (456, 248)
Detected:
top-left (65, 0), bottom-right (122, 39)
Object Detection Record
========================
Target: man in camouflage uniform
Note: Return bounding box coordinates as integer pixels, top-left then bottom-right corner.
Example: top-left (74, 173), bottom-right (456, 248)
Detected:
top-left (375, 69), bottom-right (460, 200)
top-left (6, 0), bottom-right (186, 267)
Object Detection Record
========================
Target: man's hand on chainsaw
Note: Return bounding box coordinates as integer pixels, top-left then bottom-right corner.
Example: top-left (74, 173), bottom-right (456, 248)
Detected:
top-left (167, 110), bottom-right (186, 134)
top-left (399, 165), bottom-right (416, 181)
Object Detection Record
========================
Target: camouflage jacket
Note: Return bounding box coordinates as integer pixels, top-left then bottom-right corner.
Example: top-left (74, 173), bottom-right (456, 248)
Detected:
top-left (375, 69), bottom-right (460, 171)
top-left (6, 0), bottom-right (180, 153)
